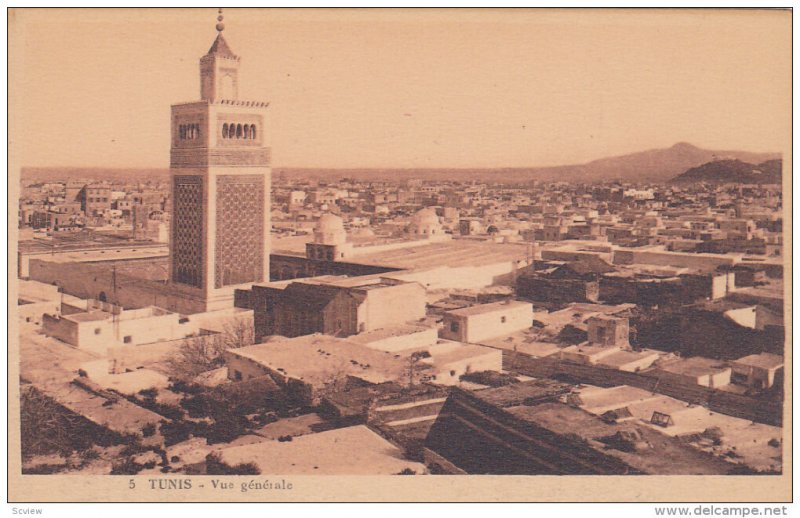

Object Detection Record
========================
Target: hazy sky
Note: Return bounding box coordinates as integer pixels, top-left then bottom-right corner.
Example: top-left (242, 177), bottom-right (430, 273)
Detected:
top-left (10, 8), bottom-right (791, 169)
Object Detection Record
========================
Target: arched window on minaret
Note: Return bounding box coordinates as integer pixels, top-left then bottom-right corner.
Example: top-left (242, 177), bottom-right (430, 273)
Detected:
top-left (222, 123), bottom-right (228, 138)
top-left (243, 125), bottom-right (250, 139)
top-left (179, 125), bottom-right (184, 140)
top-left (236, 124), bottom-right (243, 138)
top-left (195, 124), bottom-right (201, 139)
top-left (250, 124), bottom-right (257, 139)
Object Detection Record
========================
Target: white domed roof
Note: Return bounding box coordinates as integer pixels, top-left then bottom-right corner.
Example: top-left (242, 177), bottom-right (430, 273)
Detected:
top-left (317, 213), bottom-right (345, 232)
top-left (412, 208), bottom-right (440, 226)
top-left (408, 207), bottom-right (443, 237)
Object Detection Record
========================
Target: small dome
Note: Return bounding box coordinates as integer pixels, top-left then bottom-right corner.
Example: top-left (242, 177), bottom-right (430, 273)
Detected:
top-left (412, 208), bottom-right (440, 226)
top-left (409, 208), bottom-right (443, 236)
top-left (317, 213), bottom-right (345, 232)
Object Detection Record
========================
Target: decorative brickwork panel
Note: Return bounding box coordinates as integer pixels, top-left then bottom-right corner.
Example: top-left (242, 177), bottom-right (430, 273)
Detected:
top-left (215, 175), bottom-right (265, 288)
top-left (172, 175), bottom-right (204, 288)
top-left (170, 148), bottom-right (271, 168)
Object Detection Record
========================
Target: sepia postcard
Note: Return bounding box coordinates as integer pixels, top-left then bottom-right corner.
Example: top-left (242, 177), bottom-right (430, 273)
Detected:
top-left (7, 7), bottom-right (792, 503)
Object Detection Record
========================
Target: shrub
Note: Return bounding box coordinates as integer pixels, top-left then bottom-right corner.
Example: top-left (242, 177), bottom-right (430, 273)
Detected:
top-left (21, 386), bottom-right (110, 458)
top-left (110, 457), bottom-right (144, 475)
top-left (23, 463), bottom-right (66, 475)
top-left (205, 452), bottom-right (261, 475)
top-left (460, 370), bottom-right (519, 387)
top-left (138, 388), bottom-right (158, 399)
top-left (120, 441), bottom-right (148, 457)
top-left (79, 449), bottom-right (100, 461)
top-left (169, 380), bottom-right (204, 395)
top-left (205, 414), bottom-right (248, 444)
top-left (160, 421), bottom-right (194, 447)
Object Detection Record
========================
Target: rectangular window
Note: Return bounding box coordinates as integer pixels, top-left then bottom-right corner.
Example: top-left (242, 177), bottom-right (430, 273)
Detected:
top-left (94, 328), bottom-right (101, 335)
top-left (234, 370), bottom-right (243, 381)
top-left (450, 321), bottom-right (459, 333)
top-left (123, 335), bottom-right (132, 344)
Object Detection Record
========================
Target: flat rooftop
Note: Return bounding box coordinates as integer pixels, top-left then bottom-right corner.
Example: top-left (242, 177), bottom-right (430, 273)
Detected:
top-left (62, 305), bottom-right (171, 323)
top-left (480, 334), bottom-right (563, 357)
top-left (578, 385), bottom-right (662, 414)
top-left (420, 339), bottom-right (501, 364)
top-left (535, 303), bottom-right (635, 330)
top-left (597, 349), bottom-right (661, 369)
top-left (38, 381), bottom-right (164, 435)
top-left (217, 425), bottom-right (426, 475)
top-left (507, 402), bottom-right (732, 475)
top-left (352, 239), bottom-right (529, 269)
top-left (446, 300), bottom-right (531, 317)
top-left (229, 334), bottom-right (409, 386)
top-left (576, 385), bottom-right (782, 472)
top-left (471, 379), bottom-right (574, 408)
top-left (732, 353), bottom-right (784, 370)
top-left (658, 357), bottom-right (731, 377)
top-left (347, 323), bottom-right (437, 346)
top-left (25, 244), bottom-right (168, 264)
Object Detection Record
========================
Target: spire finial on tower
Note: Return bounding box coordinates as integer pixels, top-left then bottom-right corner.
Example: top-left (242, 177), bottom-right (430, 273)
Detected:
top-left (216, 8), bottom-right (225, 33)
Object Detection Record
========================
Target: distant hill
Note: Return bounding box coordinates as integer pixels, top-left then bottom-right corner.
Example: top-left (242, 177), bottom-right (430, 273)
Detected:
top-left (20, 142), bottom-right (780, 184)
top-left (279, 143), bottom-right (780, 183)
top-left (547, 142), bottom-right (780, 184)
top-left (670, 158), bottom-right (782, 185)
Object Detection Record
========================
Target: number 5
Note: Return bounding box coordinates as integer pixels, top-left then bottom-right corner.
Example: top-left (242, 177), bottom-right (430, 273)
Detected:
top-left (129, 479), bottom-right (135, 489)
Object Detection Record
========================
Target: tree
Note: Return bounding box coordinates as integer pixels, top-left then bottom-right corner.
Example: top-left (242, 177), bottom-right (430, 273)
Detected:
top-left (407, 351), bottom-right (431, 386)
top-left (166, 333), bottom-right (226, 381)
top-left (221, 319), bottom-right (255, 350)
top-left (166, 318), bottom-right (255, 381)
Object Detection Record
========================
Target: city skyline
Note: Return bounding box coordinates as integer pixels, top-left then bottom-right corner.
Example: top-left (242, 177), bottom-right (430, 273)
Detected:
top-left (10, 8), bottom-right (790, 170)
top-left (10, 7), bottom-right (789, 503)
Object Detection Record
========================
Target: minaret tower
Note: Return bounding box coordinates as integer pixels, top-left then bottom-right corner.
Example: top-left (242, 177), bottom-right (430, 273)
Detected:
top-left (169, 10), bottom-right (271, 312)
